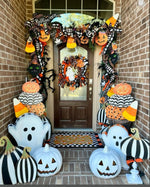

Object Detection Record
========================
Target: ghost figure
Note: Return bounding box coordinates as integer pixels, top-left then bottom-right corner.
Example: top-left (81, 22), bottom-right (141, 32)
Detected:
top-left (8, 113), bottom-right (51, 155)
top-left (66, 67), bottom-right (76, 81)
top-left (101, 124), bottom-right (130, 170)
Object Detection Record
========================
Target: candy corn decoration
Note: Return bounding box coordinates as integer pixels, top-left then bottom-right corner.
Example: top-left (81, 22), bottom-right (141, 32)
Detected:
top-left (13, 98), bottom-right (28, 118)
top-left (25, 36), bottom-right (35, 53)
top-left (122, 101), bottom-right (138, 122)
top-left (66, 36), bottom-right (77, 48)
top-left (107, 84), bottom-right (115, 97)
top-left (105, 13), bottom-right (119, 27)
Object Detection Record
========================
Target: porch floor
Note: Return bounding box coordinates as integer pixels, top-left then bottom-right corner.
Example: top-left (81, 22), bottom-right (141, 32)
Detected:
top-left (24, 148), bottom-right (148, 185)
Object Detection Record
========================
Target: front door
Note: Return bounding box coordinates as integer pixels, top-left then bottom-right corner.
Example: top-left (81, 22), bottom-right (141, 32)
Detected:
top-left (54, 44), bottom-right (93, 129)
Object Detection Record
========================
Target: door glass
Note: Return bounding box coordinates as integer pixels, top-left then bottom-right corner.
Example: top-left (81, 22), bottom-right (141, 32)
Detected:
top-left (60, 46), bottom-right (88, 101)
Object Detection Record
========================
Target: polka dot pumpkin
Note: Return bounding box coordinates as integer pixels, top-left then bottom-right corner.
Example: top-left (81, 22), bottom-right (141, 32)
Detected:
top-left (22, 81), bottom-right (40, 93)
top-left (106, 105), bottom-right (126, 120)
top-left (113, 83), bottom-right (132, 96)
top-left (27, 102), bottom-right (45, 116)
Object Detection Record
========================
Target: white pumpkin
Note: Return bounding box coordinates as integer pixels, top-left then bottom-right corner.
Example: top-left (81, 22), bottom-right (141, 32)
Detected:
top-left (89, 146), bottom-right (121, 179)
top-left (32, 144), bottom-right (62, 177)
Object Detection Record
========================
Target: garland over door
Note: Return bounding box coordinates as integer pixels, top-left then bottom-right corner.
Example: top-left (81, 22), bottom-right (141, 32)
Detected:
top-left (54, 45), bottom-right (93, 129)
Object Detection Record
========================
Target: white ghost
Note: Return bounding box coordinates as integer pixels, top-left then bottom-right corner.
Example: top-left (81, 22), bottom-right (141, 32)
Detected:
top-left (8, 113), bottom-right (51, 155)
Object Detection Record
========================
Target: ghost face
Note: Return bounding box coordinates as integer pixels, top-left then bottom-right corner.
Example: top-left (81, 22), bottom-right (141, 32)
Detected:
top-left (104, 125), bottom-right (129, 150)
top-left (8, 113), bottom-right (50, 155)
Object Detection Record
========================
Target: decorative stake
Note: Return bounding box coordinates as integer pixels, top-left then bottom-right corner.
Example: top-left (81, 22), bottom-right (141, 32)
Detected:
top-left (126, 162), bottom-right (143, 184)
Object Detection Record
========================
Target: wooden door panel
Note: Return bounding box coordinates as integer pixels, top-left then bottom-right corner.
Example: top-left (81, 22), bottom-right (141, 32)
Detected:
top-left (59, 106), bottom-right (72, 120)
top-left (74, 106), bottom-right (87, 121)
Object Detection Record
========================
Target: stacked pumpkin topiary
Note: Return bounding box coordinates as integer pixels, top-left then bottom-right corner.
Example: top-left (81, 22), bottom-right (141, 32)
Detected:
top-left (19, 80), bottom-right (46, 116)
top-left (105, 82), bottom-right (138, 126)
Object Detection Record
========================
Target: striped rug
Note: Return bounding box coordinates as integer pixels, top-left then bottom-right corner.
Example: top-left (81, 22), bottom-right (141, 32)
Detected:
top-left (49, 131), bottom-right (104, 148)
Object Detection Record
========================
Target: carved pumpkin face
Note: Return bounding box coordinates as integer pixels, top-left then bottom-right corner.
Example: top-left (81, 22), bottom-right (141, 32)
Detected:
top-left (80, 35), bottom-right (89, 44)
top-left (39, 30), bottom-right (50, 42)
top-left (95, 32), bottom-right (108, 46)
top-left (32, 144), bottom-right (62, 177)
top-left (89, 146), bottom-right (121, 179)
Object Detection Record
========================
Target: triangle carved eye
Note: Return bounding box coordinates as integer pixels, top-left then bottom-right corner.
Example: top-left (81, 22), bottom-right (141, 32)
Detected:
top-left (99, 161), bottom-right (103, 166)
top-left (38, 159), bottom-right (42, 164)
top-left (52, 158), bottom-right (56, 163)
top-left (113, 161), bottom-right (116, 166)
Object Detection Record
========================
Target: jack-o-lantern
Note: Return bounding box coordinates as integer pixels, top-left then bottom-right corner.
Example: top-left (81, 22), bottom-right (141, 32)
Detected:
top-left (95, 31), bottom-right (108, 46)
top-left (80, 35), bottom-right (89, 44)
top-left (32, 144), bottom-right (62, 177)
top-left (39, 30), bottom-right (50, 43)
top-left (89, 146), bottom-right (121, 179)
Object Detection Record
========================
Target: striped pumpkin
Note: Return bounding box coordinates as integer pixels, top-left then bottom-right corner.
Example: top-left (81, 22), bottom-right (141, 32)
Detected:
top-left (0, 136), bottom-right (23, 185)
top-left (120, 128), bottom-right (150, 160)
top-left (16, 147), bottom-right (37, 184)
top-left (97, 108), bottom-right (109, 126)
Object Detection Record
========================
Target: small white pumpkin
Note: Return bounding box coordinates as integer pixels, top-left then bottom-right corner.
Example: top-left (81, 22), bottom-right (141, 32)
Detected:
top-left (89, 146), bottom-right (121, 179)
top-left (32, 144), bottom-right (62, 177)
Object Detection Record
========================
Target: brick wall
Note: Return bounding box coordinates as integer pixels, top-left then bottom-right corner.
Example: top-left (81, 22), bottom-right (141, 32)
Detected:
top-left (117, 0), bottom-right (149, 181)
top-left (0, 0), bottom-right (28, 137)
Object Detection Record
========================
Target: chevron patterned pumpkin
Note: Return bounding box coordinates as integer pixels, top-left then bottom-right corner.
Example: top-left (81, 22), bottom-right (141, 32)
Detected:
top-left (16, 147), bottom-right (37, 184)
top-left (0, 136), bottom-right (23, 185)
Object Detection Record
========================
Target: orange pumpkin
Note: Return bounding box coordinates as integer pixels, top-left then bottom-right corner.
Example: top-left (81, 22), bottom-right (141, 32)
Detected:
top-left (112, 42), bottom-right (117, 51)
top-left (22, 81), bottom-right (40, 93)
top-left (39, 30), bottom-right (50, 42)
top-left (113, 83), bottom-right (132, 95)
top-left (80, 35), bottom-right (89, 44)
top-left (106, 105), bottom-right (126, 120)
top-left (27, 102), bottom-right (45, 116)
top-left (95, 31), bottom-right (108, 46)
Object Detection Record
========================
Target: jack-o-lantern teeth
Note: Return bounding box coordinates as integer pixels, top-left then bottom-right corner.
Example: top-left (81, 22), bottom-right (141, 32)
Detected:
top-left (38, 168), bottom-right (57, 174)
top-left (97, 169), bottom-right (117, 176)
top-left (52, 158), bottom-right (56, 163)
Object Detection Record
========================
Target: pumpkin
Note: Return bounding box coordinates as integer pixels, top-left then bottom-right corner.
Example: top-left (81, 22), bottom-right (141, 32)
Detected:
top-left (108, 94), bottom-right (134, 108)
top-left (27, 102), bottom-right (45, 116)
top-left (97, 108), bottom-right (109, 126)
top-left (113, 83), bottom-right (132, 95)
top-left (39, 30), bottom-right (50, 43)
top-left (95, 31), bottom-right (108, 46)
top-left (89, 146), bottom-right (121, 179)
top-left (16, 147), bottom-right (37, 184)
top-left (0, 136), bottom-right (23, 185)
top-left (8, 113), bottom-right (51, 155)
top-left (80, 35), bottom-right (89, 44)
top-left (18, 92), bottom-right (43, 105)
top-left (22, 81), bottom-right (40, 93)
top-left (66, 36), bottom-right (77, 49)
top-left (32, 144), bottom-right (62, 177)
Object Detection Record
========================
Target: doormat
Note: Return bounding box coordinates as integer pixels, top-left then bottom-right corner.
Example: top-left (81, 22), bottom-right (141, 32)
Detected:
top-left (49, 132), bottom-right (104, 148)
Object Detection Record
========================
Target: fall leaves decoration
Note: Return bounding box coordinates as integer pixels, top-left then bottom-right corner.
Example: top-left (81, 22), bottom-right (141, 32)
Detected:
top-left (59, 55), bottom-right (88, 90)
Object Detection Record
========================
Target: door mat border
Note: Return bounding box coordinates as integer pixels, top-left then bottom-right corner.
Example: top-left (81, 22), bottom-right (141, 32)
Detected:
top-left (49, 131), bottom-right (104, 148)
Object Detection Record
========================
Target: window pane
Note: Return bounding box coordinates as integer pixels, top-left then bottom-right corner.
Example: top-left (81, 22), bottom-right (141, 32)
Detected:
top-left (67, 0), bottom-right (81, 9)
top-left (52, 0), bottom-right (65, 9)
top-left (67, 10), bottom-right (81, 14)
top-left (60, 86), bottom-right (87, 101)
top-left (83, 11), bottom-right (97, 18)
top-left (35, 0), bottom-right (50, 9)
top-left (99, 0), bottom-right (113, 10)
top-left (52, 10), bottom-right (66, 15)
top-left (98, 11), bottom-right (113, 20)
top-left (35, 10), bottom-right (50, 15)
top-left (83, 0), bottom-right (97, 9)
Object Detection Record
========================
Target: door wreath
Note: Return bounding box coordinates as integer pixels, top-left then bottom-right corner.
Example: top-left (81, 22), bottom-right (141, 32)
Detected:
top-left (59, 55), bottom-right (88, 90)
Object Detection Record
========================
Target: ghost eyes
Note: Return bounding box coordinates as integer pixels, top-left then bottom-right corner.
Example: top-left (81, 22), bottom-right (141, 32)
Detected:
top-left (23, 127), bottom-right (35, 131)
top-left (23, 128), bottom-right (28, 131)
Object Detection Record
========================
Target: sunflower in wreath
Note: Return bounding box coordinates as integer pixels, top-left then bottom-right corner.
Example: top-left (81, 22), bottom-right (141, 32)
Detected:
top-left (59, 55), bottom-right (89, 90)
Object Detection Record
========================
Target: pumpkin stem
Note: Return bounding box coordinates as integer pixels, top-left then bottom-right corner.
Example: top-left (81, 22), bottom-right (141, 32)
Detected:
top-left (21, 147), bottom-right (31, 159)
top-left (103, 145), bottom-right (108, 153)
top-left (44, 143), bottom-right (50, 152)
top-left (0, 136), bottom-right (15, 154)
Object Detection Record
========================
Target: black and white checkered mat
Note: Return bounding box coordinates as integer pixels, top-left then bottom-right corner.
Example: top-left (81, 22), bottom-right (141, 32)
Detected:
top-left (49, 131), bottom-right (104, 148)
